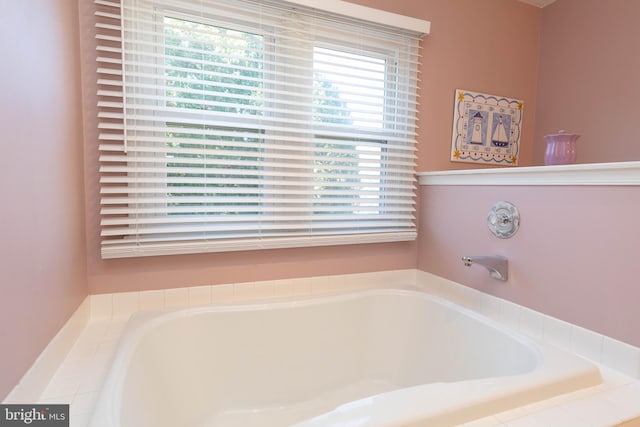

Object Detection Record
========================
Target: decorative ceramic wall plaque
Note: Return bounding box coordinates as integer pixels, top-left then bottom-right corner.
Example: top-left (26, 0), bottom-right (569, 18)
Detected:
top-left (450, 89), bottom-right (523, 166)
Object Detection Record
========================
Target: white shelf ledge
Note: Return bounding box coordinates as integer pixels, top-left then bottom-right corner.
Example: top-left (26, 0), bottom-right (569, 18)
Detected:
top-left (418, 161), bottom-right (640, 186)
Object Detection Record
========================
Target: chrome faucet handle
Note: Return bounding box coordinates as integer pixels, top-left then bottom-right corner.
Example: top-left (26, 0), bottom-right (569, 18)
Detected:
top-left (488, 201), bottom-right (519, 239)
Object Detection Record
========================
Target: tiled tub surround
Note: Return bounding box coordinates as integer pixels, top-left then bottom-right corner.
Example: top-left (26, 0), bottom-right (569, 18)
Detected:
top-left (89, 289), bottom-right (600, 427)
top-left (9, 270), bottom-right (640, 426)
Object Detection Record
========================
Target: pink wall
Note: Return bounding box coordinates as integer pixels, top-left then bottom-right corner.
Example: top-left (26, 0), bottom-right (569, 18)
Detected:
top-left (1, 0), bottom-right (638, 400)
top-left (0, 1), bottom-right (88, 400)
top-left (1, 0), bottom-right (636, 403)
top-left (81, 0), bottom-right (542, 294)
top-left (418, 184), bottom-right (640, 347)
top-left (534, 0), bottom-right (640, 164)
top-left (415, 1), bottom-right (640, 349)
top-left (351, 0), bottom-right (542, 171)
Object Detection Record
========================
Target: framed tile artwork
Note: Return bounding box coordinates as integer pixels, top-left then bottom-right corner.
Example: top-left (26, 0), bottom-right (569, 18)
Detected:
top-left (450, 89), bottom-right (523, 166)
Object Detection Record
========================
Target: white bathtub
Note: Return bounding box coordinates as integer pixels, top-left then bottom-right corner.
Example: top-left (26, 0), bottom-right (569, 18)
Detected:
top-left (89, 288), bottom-right (602, 427)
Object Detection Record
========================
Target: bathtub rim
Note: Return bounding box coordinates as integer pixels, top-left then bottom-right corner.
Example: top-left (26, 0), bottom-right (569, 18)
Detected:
top-left (89, 286), bottom-right (602, 427)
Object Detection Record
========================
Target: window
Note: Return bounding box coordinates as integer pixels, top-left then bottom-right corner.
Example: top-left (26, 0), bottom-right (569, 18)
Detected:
top-left (95, 0), bottom-right (425, 258)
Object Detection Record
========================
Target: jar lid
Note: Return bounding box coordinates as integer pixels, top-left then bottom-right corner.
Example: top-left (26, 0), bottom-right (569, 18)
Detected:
top-left (546, 129), bottom-right (580, 138)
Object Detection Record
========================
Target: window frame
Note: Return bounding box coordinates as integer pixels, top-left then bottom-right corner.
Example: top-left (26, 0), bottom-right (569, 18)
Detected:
top-left (97, 0), bottom-right (422, 258)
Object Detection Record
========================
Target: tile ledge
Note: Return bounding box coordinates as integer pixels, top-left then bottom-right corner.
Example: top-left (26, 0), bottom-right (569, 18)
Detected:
top-left (3, 297), bottom-right (91, 403)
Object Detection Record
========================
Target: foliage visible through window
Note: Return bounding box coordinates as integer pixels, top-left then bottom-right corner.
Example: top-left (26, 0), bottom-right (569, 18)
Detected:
top-left (162, 17), bottom-right (389, 219)
top-left (312, 47), bottom-right (387, 215)
top-left (163, 17), bottom-right (265, 218)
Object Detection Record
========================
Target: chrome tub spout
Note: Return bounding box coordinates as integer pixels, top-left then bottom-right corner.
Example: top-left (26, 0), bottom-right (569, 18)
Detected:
top-left (462, 255), bottom-right (508, 281)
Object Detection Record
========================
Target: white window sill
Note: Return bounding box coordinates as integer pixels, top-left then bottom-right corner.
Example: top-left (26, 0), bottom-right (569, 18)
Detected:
top-left (417, 161), bottom-right (640, 186)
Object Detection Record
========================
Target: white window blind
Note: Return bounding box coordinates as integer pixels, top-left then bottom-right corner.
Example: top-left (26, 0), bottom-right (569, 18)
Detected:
top-left (95, 0), bottom-right (425, 259)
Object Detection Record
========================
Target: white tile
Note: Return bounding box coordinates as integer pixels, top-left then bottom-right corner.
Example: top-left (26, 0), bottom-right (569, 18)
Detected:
top-left (475, 294), bottom-right (502, 321)
top-left (292, 278), bottom-right (312, 296)
top-left (518, 306), bottom-right (546, 341)
top-left (551, 382), bottom-right (613, 402)
top-left (571, 325), bottom-right (604, 363)
top-left (310, 275), bottom-right (332, 294)
top-left (188, 285), bottom-right (212, 306)
top-left (602, 337), bottom-right (640, 379)
top-left (464, 416), bottom-right (507, 427)
top-left (234, 281), bottom-right (256, 301)
top-left (39, 394), bottom-right (75, 404)
top-left (490, 298), bottom-right (523, 333)
top-left (505, 405), bottom-right (585, 427)
top-left (139, 290), bottom-right (164, 310)
top-left (503, 415), bottom-right (541, 427)
top-left (164, 287), bottom-right (189, 308)
top-left (103, 317), bottom-right (128, 341)
top-left (419, 271), bottom-right (454, 297)
top-left (271, 279), bottom-right (297, 298)
top-left (53, 359), bottom-right (92, 383)
top-left (211, 283), bottom-right (235, 304)
top-left (366, 270), bottom-right (391, 289)
top-left (599, 383), bottom-right (640, 416)
top-left (389, 269), bottom-right (417, 287)
top-left (598, 365), bottom-right (637, 388)
top-left (560, 394), bottom-right (629, 426)
top-left (112, 291), bottom-right (139, 316)
top-left (71, 391), bottom-right (99, 415)
top-left (70, 411), bottom-right (91, 427)
top-left (513, 397), bottom-right (571, 415)
top-left (337, 273), bottom-right (369, 292)
top-left (78, 320), bottom-right (111, 344)
top-left (94, 337), bottom-right (119, 363)
top-left (77, 362), bottom-right (110, 394)
top-left (76, 379), bottom-right (101, 396)
top-left (339, 276), bottom-right (363, 292)
top-left (352, 271), bottom-right (379, 288)
top-left (252, 281), bottom-right (274, 300)
top-left (90, 294), bottom-right (113, 318)
top-left (67, 334), bottom-right (100, 359)
top-left (495, 405), bottom-right (538, 423)
top-left (40, 373), bottom-right (81, 400)
top-left (446, 283), bottom-right (487, 313)
top-left (92, 344), bottom-right (118, 368)
top-left (542, 315), bottom-right (573, 352)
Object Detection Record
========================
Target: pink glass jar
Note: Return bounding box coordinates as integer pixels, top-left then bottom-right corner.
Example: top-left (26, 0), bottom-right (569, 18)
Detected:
top-left (544, 130), bottom-right (580, 165)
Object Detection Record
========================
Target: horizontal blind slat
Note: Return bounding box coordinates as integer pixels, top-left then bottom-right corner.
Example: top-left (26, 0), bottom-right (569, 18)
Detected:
top-left (100, 232), bottom-right (417, 259)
